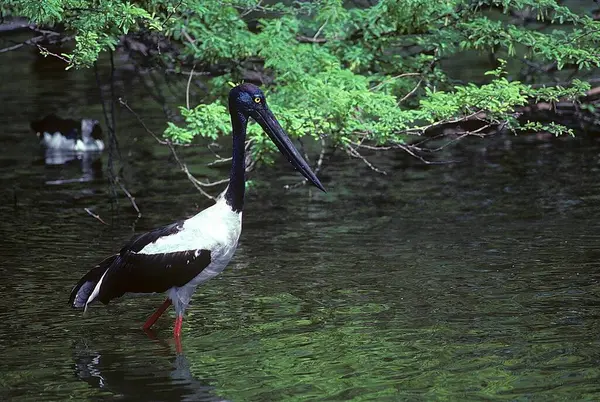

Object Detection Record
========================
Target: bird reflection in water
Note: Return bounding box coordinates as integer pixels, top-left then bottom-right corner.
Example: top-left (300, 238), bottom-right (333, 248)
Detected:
top-left (43, 150), bottom-right (103, 185)
top-left (73, 333), bottom-right (228, 401)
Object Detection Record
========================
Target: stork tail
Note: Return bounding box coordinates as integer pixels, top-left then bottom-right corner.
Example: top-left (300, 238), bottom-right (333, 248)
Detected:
top-left (69, 255), bottom-right (117, 308)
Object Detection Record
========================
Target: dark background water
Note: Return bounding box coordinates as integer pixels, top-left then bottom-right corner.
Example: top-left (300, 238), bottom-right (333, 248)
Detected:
top-left (1, 35), bottom-right (600, 401)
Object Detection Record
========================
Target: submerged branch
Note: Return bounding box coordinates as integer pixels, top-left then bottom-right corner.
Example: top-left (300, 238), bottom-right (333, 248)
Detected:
top-left (84, 208), bottom-right (109, 225)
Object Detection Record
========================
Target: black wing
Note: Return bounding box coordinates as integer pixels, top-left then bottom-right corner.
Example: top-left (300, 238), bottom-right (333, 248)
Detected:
top-left (95, 249), bottom-right (212, 304)
top-left (94, 220), bottom-right (210, 303)
top-left (71, 219), bottom-right (211, 307)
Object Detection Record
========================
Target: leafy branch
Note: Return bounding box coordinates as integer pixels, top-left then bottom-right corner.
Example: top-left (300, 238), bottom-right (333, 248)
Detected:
top-left (3, 0), bottom-right (599, 192)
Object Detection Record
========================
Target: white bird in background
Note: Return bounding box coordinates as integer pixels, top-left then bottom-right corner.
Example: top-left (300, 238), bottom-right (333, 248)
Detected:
top-left (31, 114), bottom-right (105, 152)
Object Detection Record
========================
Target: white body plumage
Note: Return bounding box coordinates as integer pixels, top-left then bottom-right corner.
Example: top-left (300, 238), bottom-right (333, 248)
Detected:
top-left (85, 195), bottom-right (242, 314)
top-left (150, 197), bottom-right (243, 313)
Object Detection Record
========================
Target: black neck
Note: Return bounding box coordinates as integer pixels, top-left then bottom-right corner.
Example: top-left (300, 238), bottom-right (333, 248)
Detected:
top-left (224, 109), bottom-right (247, 212)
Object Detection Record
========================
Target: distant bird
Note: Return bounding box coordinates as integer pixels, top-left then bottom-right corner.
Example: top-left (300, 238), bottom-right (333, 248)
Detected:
top-left (69, 83), bottom-right (325, 338)
top-left (31, 114), bottom-right (105, 152)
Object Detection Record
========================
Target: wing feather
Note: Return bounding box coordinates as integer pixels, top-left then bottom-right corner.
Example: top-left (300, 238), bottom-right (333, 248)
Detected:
top-left (94, 249), bottom-right (211, 304)
top-left (72, 219), bottom-right (211, 307)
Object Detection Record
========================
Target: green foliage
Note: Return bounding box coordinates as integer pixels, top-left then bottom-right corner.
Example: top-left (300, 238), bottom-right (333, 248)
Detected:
top-left (521, 121), bottom-right (574, 137)
top-left (164, 103), bottom-right (230, 143)
top-left (5, 0), bottom-right (600, 162)
top-left (159, 0), bottom-right (599, 160)
top-left (3, 0), bottom-right (165, 68)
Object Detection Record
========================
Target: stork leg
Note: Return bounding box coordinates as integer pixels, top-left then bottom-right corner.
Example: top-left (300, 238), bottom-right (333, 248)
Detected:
top-left (173, 314), bottom-right (183, 338)
top-left (142, 298), bottom-right (172, 330)
top-left (174, 315), bottom-right (184, 354)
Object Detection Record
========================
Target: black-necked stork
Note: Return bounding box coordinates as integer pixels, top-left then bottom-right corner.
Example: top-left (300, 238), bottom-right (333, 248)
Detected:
top-left (69, 83), bottom-right (325, 338)
top-left (31, 114), bottom-right (105, 152)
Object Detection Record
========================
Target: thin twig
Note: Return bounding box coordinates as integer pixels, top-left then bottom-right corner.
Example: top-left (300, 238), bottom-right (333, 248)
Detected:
top-left (162, 0), bottom-right (184, 27)
top-left (115, 177), bottom-right (142, 218)
top-left (397, 143), bottom-right (460, 164)
top-left (186, 64), bottom-right (196, 109)
top-left (207, 157), bottom-right (232, 166)
top-left (84, 208), bottom-right (109, 225)
top-left (345, 145), bottom-right (387, 175)
top-left (370, 73), bottom-right (421, 92)
top-left (399, 77), bottom-right (424, 103)
top-left (36, 44), bottom-right (71, 63)
top-left (198, 178), bottom-right (230, 187)
top-left (95, 60), bottom-right (118, 201)
top-left (313, 20), bottom-right (327, 41)
top-left (118, 98), bottom-right (196, 146)
top-left (27, 26), bottom-right (61, 36)
top-left (296, 137), bottom-right (310, 166)
top-left (296, 35), bottom-right (329, 43)
top-left (167, 146), bottom-right (216, 200)
top-left (240, 0), bottom-right (264, 17)
top-left (349, 141), bottom-right (393, 151)
top-left (315, 136), bottom-right (326, 175)
top-left (181, 29), bottom-right (197, 46)
top-left (424, 124), bottom-right (492, 153)
top-left (0, 27), bottom-right (64, 53)
top-left (119, 99), bottom-right (224, 198)
top-left (401, 110), bottom-right (486, 135)
top-left (351, 118), bottom-right (496, 164)
top-left (109, 50), bottom-right (120, 159)
top-left (396, 143), bottom-right (432, 164)
top-left (0, 41), bottom-right (29, 53)
top-left (165, 68), bottom-right (211, 76)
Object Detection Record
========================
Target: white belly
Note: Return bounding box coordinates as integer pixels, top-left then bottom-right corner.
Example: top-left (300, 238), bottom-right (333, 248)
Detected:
top-left (141, 197), bottom-right (243, 309)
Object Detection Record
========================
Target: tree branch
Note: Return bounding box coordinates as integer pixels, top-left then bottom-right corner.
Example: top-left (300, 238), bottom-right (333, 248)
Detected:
top-left (345, 145), bottom-right (387, 175)
top-left (186, 64), bottom-right (196, 109)
top-left (119, 98), bottom-right (228, 199)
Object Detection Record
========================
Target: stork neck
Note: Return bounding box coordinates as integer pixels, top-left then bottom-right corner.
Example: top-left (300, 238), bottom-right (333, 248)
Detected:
top-left (224, 111), bottom-right (247, 213)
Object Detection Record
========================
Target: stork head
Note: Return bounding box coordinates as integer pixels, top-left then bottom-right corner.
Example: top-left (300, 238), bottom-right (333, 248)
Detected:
top-left (229, 83), bottom-right (325, 192)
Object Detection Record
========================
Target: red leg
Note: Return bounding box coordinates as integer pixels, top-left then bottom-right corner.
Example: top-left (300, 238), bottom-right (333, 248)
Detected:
top-left (173, 315), bottom-right (183, 338)
top-left (174, 332), bottom-right (183, 354)
top-left (142, 298), bottom-right (172, 330)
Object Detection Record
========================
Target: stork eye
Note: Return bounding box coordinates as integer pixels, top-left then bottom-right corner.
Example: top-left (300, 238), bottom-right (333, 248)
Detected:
top-left (253, 97), bottom-right (261, 103)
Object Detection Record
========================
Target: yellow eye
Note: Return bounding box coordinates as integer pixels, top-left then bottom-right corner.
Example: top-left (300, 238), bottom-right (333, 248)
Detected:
top-left (253, 97), bottom-right (261, 103)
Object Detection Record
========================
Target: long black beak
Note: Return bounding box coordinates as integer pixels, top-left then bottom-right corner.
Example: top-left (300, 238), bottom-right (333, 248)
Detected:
top-left (252, 108), bottom-right (326, 192)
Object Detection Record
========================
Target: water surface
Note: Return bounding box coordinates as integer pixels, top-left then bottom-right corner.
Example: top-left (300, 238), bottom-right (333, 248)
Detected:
top-left (1, 41), bottom-right (600, 401)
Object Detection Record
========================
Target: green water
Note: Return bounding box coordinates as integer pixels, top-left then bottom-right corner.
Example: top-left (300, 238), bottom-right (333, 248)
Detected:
top-left (1, 36), bottom-right (600, 401)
